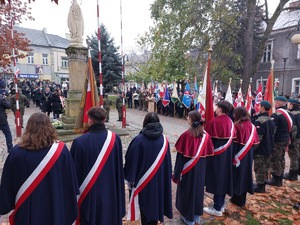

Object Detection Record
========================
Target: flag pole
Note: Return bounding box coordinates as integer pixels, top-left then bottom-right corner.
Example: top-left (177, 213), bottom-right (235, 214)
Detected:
top-left (97, 0), bottom-right (103, 107)
top-left (120, 0), bottom-right (126, 128)
top-left (9, 1), bottom-right (21, 137)
top-left (205, 45), bottom-right (214, 123)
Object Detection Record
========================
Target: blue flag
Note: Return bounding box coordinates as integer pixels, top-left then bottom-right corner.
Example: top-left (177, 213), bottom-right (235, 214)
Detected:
top-left (154, 82), bottom-right (160, 103)
top-left (182, 82), bottom-right (192, 108)
top-left (162, 84), bottom-right (170, 107)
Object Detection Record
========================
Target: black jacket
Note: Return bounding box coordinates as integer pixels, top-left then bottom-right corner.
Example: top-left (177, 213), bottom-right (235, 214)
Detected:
top-left (0, 95), bottom-right (11, 125)
top-left (254, 112), bottom-right (275, 155)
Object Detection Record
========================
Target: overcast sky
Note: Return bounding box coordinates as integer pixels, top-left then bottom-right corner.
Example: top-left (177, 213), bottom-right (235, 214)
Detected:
top-left (21, 0), bottom-right (154, 52)
top-left (21, 0), bottom-right (283, 52)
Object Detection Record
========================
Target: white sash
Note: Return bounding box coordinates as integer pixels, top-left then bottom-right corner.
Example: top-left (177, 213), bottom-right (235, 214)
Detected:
top-left (233, 124), bottom-right (255, 167)
top-left (127, 135), bottom-right (168, 221)
top-left (213, 120), bottom-right (235, 155)
top-left (277, 108), bottom-right (293, 132)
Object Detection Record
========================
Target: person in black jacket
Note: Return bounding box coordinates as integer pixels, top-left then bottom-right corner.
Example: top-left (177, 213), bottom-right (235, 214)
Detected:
top-left (284, 98), bottom-right (300, 181)
top-left (253, 100), bottom-right (275, 193)
top-left (267, 96), bottom-right (295, 187)
top-left (0, 94), bottom-right (13, 152)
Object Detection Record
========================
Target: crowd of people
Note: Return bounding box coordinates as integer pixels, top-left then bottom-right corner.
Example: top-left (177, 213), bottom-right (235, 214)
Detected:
top-left (1, 76), bottom-right (300, 224)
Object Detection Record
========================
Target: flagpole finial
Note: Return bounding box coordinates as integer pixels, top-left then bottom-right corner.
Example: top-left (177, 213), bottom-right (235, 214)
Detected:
top-left (229, 78), bottom-right (232, 83)
top-left (271, 60), bottom-right (275, 69)
top-left (250, 77), bottom-right (252, 83)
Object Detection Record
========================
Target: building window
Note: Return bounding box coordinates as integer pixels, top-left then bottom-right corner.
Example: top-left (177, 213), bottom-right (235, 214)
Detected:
top-left (262, 42), bottom-right (273, 62)
top-left (297, 44), bottom-right (300, 59)
top-left (292, 78), bottom-right (300, 96)
top-left (27, 53), bottom-right (34, 64)
top-left (61, 57), bottom-right (69, 68)
top-left (256, 79), bottom-right (267, 92)
top-left (42, 54), bottom-right (48, 65)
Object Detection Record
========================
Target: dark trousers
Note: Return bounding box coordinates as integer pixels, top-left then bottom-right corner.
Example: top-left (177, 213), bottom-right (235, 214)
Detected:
top-left (231, 193), bottom-right (247, 206)
top-left (127, 99), bottom-right (132, 108)
top-left (0, 123), bottom-right (13, 152)
top-left (141, 210), bottom-right (158, 225)
top-left (213, 194), bottom-right (225, 211)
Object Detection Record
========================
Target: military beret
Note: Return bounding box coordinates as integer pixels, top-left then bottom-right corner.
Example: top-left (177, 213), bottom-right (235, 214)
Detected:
top-left (274, 96), bottom-right (287, 102)
top-left (260, 100), bottom-right (271, 108)
top-left (288, 98), bottom-right (300, 104)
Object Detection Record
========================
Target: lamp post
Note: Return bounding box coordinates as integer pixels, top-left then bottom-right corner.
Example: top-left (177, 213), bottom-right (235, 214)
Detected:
top-left (282, 57), bottom-right (288, 96)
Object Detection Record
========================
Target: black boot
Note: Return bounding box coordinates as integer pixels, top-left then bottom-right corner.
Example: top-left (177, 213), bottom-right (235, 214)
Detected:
top-left (266, 175), bottom-right (283, 187)
top-left (254, 183), bottom-right (266, 193)
top-left (283, 170), bottom-right (298, 181)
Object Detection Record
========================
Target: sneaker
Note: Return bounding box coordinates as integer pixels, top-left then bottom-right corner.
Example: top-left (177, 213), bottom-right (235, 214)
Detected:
top-left (203, 207), bottom-right (223, 217)
top-left (220, 206), bottom-right (225, 213)
top-left (180, 216), bottom-right (194, 225)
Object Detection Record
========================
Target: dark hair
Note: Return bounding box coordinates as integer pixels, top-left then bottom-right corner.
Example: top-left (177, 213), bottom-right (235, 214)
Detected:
top-left (233, 106), bottom-right (250, 124)
top-left (216, 100), bottom-right (233, 114)
top-left (188, 110), bottom-right (204, 137)
top-left (18, 112), bottom-right (58, 150)
top-left (143, 112), bottom-right (160, 128)
top-left (87, 106), bottom-right (107, 123)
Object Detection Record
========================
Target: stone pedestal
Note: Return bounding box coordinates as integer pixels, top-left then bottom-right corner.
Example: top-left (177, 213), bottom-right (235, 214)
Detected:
top-left (61, 46), bottom-right (87, 131)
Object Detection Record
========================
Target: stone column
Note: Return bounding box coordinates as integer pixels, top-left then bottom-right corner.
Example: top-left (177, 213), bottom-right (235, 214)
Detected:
top-left (62, 46), bottom-right (87, 129)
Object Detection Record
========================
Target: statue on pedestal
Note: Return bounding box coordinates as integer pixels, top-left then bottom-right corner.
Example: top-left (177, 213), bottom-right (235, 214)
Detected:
top-left (67, 0), bottom-right (84, 47)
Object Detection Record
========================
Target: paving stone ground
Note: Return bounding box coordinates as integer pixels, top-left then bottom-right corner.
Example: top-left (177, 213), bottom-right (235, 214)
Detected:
top-left (0, 103), bottom-right (294, 224)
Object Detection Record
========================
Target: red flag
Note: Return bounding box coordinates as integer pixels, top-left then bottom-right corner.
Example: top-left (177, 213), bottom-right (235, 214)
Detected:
top-left (74, 49), bottom-right (99, 133)
top-left (245, 83), bottom-right (252, 114)
top-left (205, 50), bottom-right (214, 123)
top-left (264, 62), bottom-right (275, 115)
top-left (254, 83), bottom-right (263, 114)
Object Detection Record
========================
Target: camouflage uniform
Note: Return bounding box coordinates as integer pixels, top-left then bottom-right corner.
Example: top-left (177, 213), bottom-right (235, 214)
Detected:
top-left (10, 92), bottom-right (30, 127)
top-left (284, 105), bottom-right (300, 180)
top-left (254, 112), bottom-right (275, 186)
top-left (103, 96), bottom-right (112, 122)
top-left (115, 93), bottom-right (123, 121)
top-left (268, 106), bottom-right (294, 186)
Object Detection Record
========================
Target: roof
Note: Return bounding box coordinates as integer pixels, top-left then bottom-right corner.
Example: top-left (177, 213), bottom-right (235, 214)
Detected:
top-left (273, 10), bottom-right (300, 30)
top-left (14, 26), bottom-right (69, 49)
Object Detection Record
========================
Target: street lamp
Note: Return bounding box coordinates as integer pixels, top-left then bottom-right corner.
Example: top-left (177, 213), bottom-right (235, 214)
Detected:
top-left (121, 54), bottom-right (128, 128)
top-left (282, 57), bottom-right (288, 95)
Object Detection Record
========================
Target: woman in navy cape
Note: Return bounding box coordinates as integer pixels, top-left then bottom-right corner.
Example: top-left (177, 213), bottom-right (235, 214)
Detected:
top-left (124, 112), bottom-right (173, 225)
top-left (173, 110), bottom-right (214, 225)
top-left (204, 100), bottom-right (236, 217)
top-left (0, 112), bottom-right (79, 225)
top-left (70, 107), bottom-right (125, 225)
top-left (231, 106), bottom-right (259, 207)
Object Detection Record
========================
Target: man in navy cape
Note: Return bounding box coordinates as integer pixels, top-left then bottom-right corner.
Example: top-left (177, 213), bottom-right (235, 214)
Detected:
top-left (70, 106), bottom-right (125, 225)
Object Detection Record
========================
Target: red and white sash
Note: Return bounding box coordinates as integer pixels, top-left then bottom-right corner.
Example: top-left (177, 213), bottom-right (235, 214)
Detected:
top-left (277, 108), bottom-right (293, 132)
top-left (75, 130), bottom-right (116, 225)
top-left (233, 124), bottom-right (255, 167)
top-left (9, 142), bottom-right (64, 225)
top-left (181, 132), bottom-right (209, 175)
top-left (127, 135), bottom-right (168, 221)
top-left (213, 120), bottom-right (235, 155)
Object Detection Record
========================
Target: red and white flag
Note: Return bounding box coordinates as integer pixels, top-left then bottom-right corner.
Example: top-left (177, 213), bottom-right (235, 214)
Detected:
top-left (234, 87), bottom-right (244, 108)
top-left (245, 83), bottom-right (252, 114)
top-left (254, 83), bottom-right (263, 114)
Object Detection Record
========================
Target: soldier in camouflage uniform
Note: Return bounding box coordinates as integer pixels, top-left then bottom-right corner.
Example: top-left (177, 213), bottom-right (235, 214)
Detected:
top-left (267, 96), bottom-right (295, 187)
top-left (138, 89), bottom-right (144, 111)
top-left (115, 92), bottom-right (123, 121)
top-left (253, 100), bottom-right (275, 193)
top-left (10, 88), bottom-right (30, 128)
top-left (103, 94), bottom-right (112, 122)
top-left (283, 98), bottom-right (300, 181)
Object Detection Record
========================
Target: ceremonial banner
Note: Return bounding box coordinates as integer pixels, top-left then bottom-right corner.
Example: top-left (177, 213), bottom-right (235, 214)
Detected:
top-left (254, 83), bottom-right (263, 114)
top-left (225, 79), bottom-right (233, 104)
top-left (264, 61), bottom-right (275, 115)
top-left (182, 82), bottom-right (192, 108)
top-left (162, 84), bottom-right (170, 107)
top-left (74, 49), bottom-right (99, 133)
top-left (245, 83), bottom-right (252, 114)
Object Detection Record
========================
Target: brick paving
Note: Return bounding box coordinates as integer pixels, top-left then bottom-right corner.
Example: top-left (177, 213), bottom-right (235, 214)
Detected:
top-left (0, 104), bottom-right (295, 225)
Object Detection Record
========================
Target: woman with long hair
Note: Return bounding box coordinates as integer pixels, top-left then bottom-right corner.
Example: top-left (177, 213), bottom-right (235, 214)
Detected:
top-left (124, 112), bottom-right (173, 225)
top-left (0, 112), bottom-right (78, 225)
top-left (231, 106), bottom-right (259, 207)
top-left (173, 110), bottom-right (214, 225)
